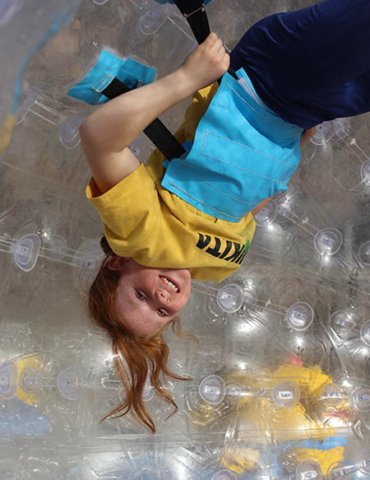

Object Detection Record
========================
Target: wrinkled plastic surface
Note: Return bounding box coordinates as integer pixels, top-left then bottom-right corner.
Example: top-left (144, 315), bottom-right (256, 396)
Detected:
top-left (1, 0), bottom-right (370, 478)
top-left (0, 0), bottom-right (81, 153)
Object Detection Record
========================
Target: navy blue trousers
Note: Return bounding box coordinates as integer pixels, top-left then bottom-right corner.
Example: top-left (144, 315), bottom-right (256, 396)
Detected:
top-left (230, 0), bottom-right (370, 129)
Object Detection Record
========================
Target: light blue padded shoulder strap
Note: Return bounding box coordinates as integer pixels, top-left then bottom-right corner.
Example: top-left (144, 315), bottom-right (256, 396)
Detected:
top-left (67, 49), bottom-right (156, 105)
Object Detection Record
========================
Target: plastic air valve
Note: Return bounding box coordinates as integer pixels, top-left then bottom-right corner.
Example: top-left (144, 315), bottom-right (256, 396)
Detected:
top-left (286, 302), bottom-right (314, 331)
top-left (11, 233), bottom-right (41, 272)
top-left (199, 375), bottom-right (226, 405)
top-left (295, 461), bottom-right (323, 480)
top-left (216, 284), bottom-right (244, 313)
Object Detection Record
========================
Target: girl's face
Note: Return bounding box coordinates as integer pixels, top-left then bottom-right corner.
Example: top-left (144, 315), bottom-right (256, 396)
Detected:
top-left (108, 257), bottom-right (192, 336)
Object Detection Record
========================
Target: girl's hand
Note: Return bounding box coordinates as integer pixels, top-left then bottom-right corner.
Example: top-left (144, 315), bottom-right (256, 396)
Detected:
top-left (179, 32), bottom-right (230, 91)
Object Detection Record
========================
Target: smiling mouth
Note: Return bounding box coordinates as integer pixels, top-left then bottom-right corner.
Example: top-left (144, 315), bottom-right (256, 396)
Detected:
top-left (159, 275), bottom-right (180, 293)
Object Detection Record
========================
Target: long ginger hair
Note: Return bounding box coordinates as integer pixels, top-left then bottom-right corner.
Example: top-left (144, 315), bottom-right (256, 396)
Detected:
top-left (87, 237), bottom-right (191, 433)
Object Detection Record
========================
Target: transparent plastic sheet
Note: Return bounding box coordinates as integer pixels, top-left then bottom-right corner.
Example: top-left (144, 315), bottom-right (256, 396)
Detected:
top-left (180, 362), bottom-right (367, 478)
top-left (328, 453), bottom-right (370, 479)
top-left (254, 191), bottom-right (344, 265)
top-left (183, 259), bottom-right (370, 436)
top-left (237, 118), bottom-right (370, 300)
top-left (250, 192), bottom-right (370, 299)
top-left (0, 348), bottom-right (94, 443)
top-left (3, 446), bottom-right (370, 480)
top-left (286, 118), bottom-right (370, 295)
top-left (1, 0), bottom-right (370, 478)
top-left (308, 118), bottom-right (370, 193)
top-left (0, 0), bottom-right (82, 153)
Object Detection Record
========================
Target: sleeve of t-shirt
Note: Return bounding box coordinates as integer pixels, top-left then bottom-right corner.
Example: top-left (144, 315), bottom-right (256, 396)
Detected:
top-left (85, 163), bottom-right (160, 256)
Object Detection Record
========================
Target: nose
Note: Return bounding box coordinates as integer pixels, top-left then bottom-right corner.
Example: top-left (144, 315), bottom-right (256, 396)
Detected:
top-left (155, 288), bottom-right (171, 305)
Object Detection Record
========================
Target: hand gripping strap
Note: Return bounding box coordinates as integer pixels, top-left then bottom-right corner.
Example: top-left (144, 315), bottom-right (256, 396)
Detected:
top-left (173, 0), bottom-right (237, 80)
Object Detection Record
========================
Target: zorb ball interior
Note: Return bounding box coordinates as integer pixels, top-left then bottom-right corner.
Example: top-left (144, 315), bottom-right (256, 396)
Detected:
top-left (1, 0), bottom-right (370, 479)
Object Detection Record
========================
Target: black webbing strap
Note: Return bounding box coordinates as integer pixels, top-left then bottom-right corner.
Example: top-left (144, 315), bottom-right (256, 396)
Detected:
top-left (173, 0), bottom-right (210, 44)
top-left (173, 0), bottom-right (238, 79)
top-left (102, 77), bottom-right (186, 159)
top-left (102, 77), bottom-right (130, 98)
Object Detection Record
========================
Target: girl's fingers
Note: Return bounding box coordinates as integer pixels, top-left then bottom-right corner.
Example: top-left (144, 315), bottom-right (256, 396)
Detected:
top-left (210, 38), bottom-right (222, 50)
top-left (217, 43), bottom-right (227, 57)
top-left (206, 32), bottom-right (224, 52)
top-left (205, 32), bottom-right (218, 45)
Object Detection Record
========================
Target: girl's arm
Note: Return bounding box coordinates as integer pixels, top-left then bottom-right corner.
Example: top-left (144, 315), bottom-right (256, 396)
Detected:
top-left (80, 32), bottom-right (230, 194)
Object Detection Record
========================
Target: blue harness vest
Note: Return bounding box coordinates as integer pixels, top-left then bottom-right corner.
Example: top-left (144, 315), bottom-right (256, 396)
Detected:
top-left (161, 68), bottom-right (303, 222)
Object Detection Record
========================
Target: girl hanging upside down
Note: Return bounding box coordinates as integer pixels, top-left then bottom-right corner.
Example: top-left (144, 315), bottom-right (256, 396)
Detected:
top-left (76, 0), bottom-right (370, 431)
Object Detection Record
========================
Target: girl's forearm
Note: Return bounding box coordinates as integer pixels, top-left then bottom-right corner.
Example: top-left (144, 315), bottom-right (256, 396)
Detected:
top-left (80, 67), bottom-right (200, 155)
top-left (80, 33), bottom-right (230, 156)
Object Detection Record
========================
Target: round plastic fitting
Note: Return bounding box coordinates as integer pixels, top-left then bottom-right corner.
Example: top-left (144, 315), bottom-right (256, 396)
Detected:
top-left (226, 382), bottom-right (244, 402)
top-left (272, 381), bottom-right (300, 408)
top-left (79, 251), bottom-right (102, 271)
top-left (332, 118), bottom-right (350, 139)
top-left (254, 200), bottom-right (277, 227)
top-left (139, 5), bottom-right (169, 36)
top-left (329, 310), bottom-right (357, 339)
top-left (92, 0), bottom-right (109, 5)
top-left (358, 240), bottom-right (370, 266)
top-left (11, 233), bottom-right (41, 272)
top-left (199, 375), bottom-right (226, 405)
top-left (212, 470), bottom-right (237, 480)
top-left (314, 228), bottom-right (342, 256)
top-left (0, 362), bottom-right (18, 399)
top-left (320, 383), bottom-right (343, 405)
top-left (216, 284), bottom-right (244, 314)
top-left (57, 367), bottom-right (80, 400)
top-left (350, 386), bottom-right (370, 413)
top-left (286, 302), bottom-right (314, 331)
top-left (360, 160), bottom-right (370, 186)
top-left (295, 461), bottom-right (323, 480)
top-left (58, 114), bottom-right (84, 150)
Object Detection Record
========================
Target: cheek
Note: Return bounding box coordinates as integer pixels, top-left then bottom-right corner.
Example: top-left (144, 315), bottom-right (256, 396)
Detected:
top-left (114, 295), bottom-right (129, 326)
top-left (114, 294), bottom-right (161, 336)
top-left (126, 270), bottom-right (154, 289)
top-left (114, 291), bottom-right (137, 325)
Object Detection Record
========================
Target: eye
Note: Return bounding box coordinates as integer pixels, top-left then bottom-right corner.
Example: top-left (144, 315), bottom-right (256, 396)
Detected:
top-left (157, 308), bottom-right (169, 318)
top-left (135, 290), bottom-right (147, 301)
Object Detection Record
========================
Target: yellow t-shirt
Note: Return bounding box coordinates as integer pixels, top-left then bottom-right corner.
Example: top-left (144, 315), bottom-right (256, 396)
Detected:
top-left (86, 84), bottom-right (256, 282)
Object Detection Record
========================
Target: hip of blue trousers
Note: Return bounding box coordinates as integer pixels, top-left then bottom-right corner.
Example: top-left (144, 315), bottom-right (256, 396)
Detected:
top-left (161, 69), bottom-right (303, 222)
top-left (230, 0), bottom-right (370, 128)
